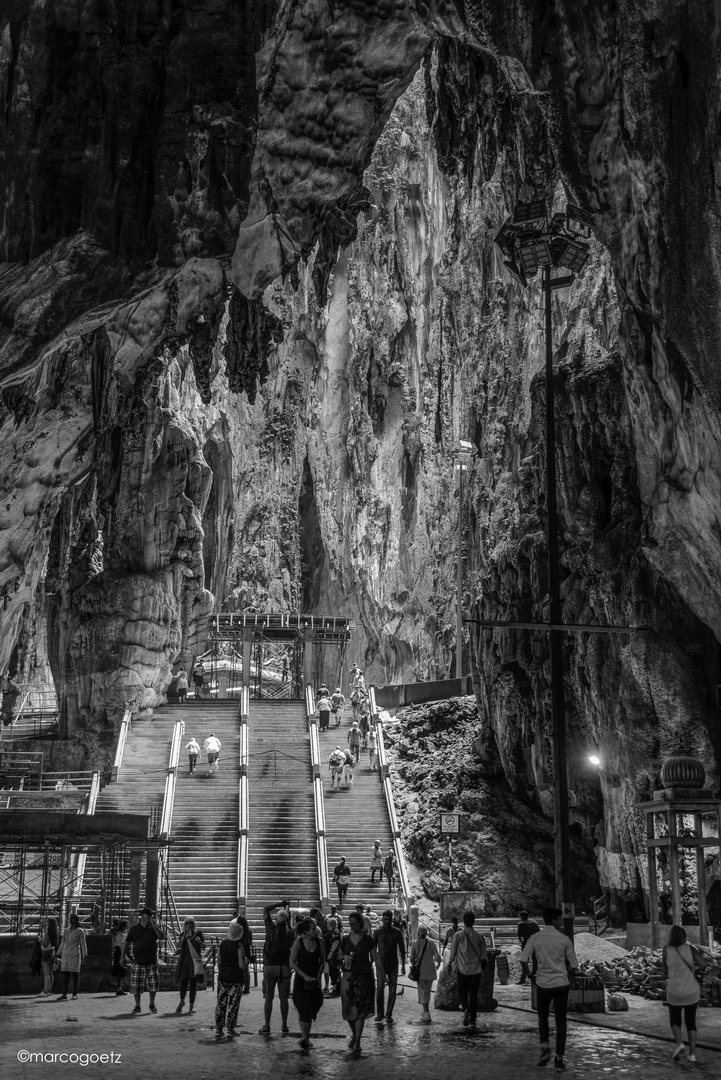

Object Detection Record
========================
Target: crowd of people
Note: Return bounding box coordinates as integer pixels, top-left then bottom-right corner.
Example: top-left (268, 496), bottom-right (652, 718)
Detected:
top-left (29, 901), bottom-right (712, 1068)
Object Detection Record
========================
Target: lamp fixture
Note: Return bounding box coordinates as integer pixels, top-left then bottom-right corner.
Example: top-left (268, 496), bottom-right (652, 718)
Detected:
top-left (588, 755), bottom-right (601, 766)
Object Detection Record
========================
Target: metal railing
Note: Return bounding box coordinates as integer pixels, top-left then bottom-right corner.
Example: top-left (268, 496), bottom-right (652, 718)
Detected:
top-left (376, 717), bottom-right (413, 911)
top-left (111, 708), bottom-right (132, 782)
top-left (306, 695), bottom-right (330, 908)
top-left (159, 721), bottom-right (184, 839)
top-left (237, 702), bottom-right (249, 914)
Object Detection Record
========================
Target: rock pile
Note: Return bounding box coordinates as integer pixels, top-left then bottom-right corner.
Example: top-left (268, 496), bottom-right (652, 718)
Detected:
top-left (572, 936), bottom-right (721, 1005)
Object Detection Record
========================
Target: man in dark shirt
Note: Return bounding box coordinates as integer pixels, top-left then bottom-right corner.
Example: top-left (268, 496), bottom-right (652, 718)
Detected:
top-left (517, 910), bottom-right (541, 984)
top-left (121, 907), bottom-right (166, 1014)
top-left (373, 909), bottom-right (406, 1023)
top-left (260, 900), bottom-right (295, 1035)
top-left (333, 857), bottom-right (351, 908)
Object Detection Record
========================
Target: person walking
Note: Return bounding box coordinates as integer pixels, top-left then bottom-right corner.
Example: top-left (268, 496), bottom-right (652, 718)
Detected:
top-left (175, 917), bottom-right (205, 1014)
top-left (281, 655), bottom-right (290, 683)
top-left (443, 917), bottom-right (459, 948)
top-left (348, 721), bottom-right (361, 757)
top-left (121, 907), bottom-right (166, 1014)
top-left (331, 687), bottom-right (346, 726)
top-left (110, 918), bottom-right (129, 996)
top-left (383, 848), bottom-right (396, 897)
top-left (215, 922), bottom-right (245, 1038)
top-left (520, 906), bottom-right (578, 1072)
top-left (517, 909), bottom-right (541, 984)
top-left (367, 727), bottom-right (378, 770)
top-left (175, 668), bottom-right (188, 703)
top-left (291, 918), bottom-right (325, 1049)
top-left (340, 909), bottom-right (378, 1053)
top-left (373, 909), bottom-right (406, 1024)
top-left (317, 692), bottom-right (332, 733)
top-left (333, 857), bottom-right (351, 909)
top-left (259, 900), bottom-right (295, 1035)
top-left (342, 747), bottom-right (356, 788)
top-left (204, 732), bottom-right (221, 775)
top-left (350, 686), bottom-right (361, 722)
top-left (324, 916), bottom-right (342, 995)
top-left (185, 737), bottom-right (200, 775)
top-left (450, 911), bottom-right (487, 1029)
top-left (410, 925), bottom-right (441, 1022)
top-left (192, 659), bottom-right (205, 698)
top-left (662, 924), bottom-right (707, 1063)
top-left (329, 746), bottom-right (346, 790)
top-left (36, 916), bottom-right (59, 996)
top-left (54, 913), bottom-right (87, 1001)
top-left (370, 840), bottom-right (384, 884)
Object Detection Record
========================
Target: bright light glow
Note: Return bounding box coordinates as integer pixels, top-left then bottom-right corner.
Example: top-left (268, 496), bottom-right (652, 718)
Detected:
top-left (588, 755), bottom-right (601, 766)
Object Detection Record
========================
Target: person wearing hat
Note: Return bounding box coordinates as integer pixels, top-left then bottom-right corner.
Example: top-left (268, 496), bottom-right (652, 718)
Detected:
top-left (520, 907), bottom-right (578, 1072)
top-left (121, 908), bottom-right (166, 1014)
top-left (259, 900), bottom-right (295, 1035)
top-left (215, 921), bottom-right (246, 1037)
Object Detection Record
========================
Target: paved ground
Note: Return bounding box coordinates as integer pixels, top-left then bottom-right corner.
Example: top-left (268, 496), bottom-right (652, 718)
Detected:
top-left (2, 977), bottom-right (720, 1080)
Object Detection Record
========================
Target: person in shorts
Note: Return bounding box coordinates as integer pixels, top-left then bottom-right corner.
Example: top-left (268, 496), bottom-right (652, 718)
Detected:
top-left (121, 907), bottom-right (166, 1014)
top-left (204, 733), bottom-right (221, 775)
top-left (259, 900), bottom-right (295, 1035)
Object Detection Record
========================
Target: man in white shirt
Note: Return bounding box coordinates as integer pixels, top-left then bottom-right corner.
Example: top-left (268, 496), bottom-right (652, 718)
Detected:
top-left (204, 733), bottom-right (221, 775)
top-left (449, 911), bottom-right (488, 1028)
top-left (520, 907), bottom-right (578, 1073)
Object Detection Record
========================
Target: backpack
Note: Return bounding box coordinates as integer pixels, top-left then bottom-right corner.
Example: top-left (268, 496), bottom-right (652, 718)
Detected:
top-left (331, 693), bottom-right (343, 712)
top-left (350, 690), bottom-right (360, 705)
top-left (329, 750), bottom-right (345, 769)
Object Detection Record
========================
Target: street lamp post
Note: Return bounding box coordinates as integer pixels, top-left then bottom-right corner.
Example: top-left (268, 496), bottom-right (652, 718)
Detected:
top-left (455, 441), bottom-right (474, 681)
top-left (495, 198), bottom-right (591, 940)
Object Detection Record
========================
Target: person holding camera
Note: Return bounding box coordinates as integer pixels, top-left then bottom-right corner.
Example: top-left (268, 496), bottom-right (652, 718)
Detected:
top-left (121, 907), bottom-right (166, 1014)
top-left (290, 918), bottom-right (325, 1050)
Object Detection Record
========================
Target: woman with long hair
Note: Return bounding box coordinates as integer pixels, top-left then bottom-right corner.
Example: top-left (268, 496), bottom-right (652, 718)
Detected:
top-left (36, 917), bottom-right (60, 996)
top-left (290, 918), bottom-right (325, 1049)
top-left (175, 917), bottom-right (206, 1014)
top-left (55, 913), bottom-right (87, 1001)
top-left (662, 924), bottom-right (707, 1063)
top-left (339, 909), bottom-right (378, 1053)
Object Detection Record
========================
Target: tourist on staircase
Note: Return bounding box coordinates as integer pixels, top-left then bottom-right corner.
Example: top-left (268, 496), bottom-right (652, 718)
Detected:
top-left (329, 746), bottom-right (346, 789)
top-left (290, 918), bottom-right (325, 1049)
top-left (215, 922), bottom-right (245, 1038)
top-left (176, 668), bottom-right (188, 703)
top-left (340, 909), bottom-right (378, 1054)
top-left (192, 659), bottom-right (205, 699)
top-left (54, 913), bottom-right (87, 1001)
top-left (175, 918), bottom-right (205, 1014)
top-left (121, 907), bottom-right (166, 1014)
top-left (350, 686), bottom-right (361, 722)
top-left (203, 732), bottom-right (221, 776)
top-left (332, 857), bottom-right (351, 909)
top-left (331, 687), bottom-right (345, 726)
top-left (384, 848), bottom-right (396, 897)
top-left (409, 925), bottom-right (441, 1023)
top-left (359, 708), bottom-right (370, 750)
top-left (317, 691), bottom-right (332, 733)
top-left (342, 746), bottom-right (356, 788)
top-left (370, 840), bottom-right (384, 884)
top-left (185, 736), bottom-right (200, 775)
top-left (367, 727), bottom-right (378, 770)
top-left (259, 901), bottom-right (294, 1036)
top-left (348, 721), bottom-right (361, 759)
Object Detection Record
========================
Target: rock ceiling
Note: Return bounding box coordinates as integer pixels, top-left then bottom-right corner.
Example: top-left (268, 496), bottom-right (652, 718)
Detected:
top-left (1, 2), bottom-right (719, 907)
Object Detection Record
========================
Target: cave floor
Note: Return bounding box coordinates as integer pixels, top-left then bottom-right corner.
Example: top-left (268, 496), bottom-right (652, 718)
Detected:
top-left (2, 978), bottom-right (719, 1080)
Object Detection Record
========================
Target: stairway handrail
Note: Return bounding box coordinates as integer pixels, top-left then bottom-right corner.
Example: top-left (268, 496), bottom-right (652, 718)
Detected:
top-left (306, 695), bottom-right (330, 910)
top-left (85, 771), bottom-right (101, 814)
top-left (309, 722), bottom-right (321, 778)
top-left (237, 703), bottom-right (248, 915)
top-left (305, 684), bottom-right (315, 717)
top-left (313, 777), bottom-right (326, 836)
top-left (159, 721), bottom-right (184, 839)
top-left (111, 708), bottom-right (132, 782)
top-left (316, 834), bottom-right (330, 910)
top-left (377, 717), bottom-right (413, 910)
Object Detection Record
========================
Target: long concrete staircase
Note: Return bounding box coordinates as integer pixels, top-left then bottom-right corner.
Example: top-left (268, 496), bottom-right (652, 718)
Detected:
top-left (318, 714), bottom-right (395, 914)
top-left (245, 701), bottom-right (317, 942)
top-left (166, 701), bottom-right (240, 938)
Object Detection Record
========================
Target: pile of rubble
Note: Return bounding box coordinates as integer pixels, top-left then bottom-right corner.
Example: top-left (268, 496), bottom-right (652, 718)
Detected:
top-left (573, 934), bottom-right (721, 1005)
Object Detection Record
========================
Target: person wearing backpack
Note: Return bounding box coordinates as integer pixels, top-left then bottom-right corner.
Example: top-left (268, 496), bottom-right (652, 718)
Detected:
top-left (342, 748), bottom-right (356, 788)
top-left (450, 911), bottom-right (487, 1029)
top-left (318, 692), bottom-right (332, 732)
top-left (329, 746), bottom-right (346, 789)
top-left (331, 688), bottom-right (345, 725)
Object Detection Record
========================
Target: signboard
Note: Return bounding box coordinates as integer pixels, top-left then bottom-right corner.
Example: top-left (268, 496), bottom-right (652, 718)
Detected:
top-left (440, 891), bottom-right (486, 921)
top-left (439, 812), bottom-right (460, 837)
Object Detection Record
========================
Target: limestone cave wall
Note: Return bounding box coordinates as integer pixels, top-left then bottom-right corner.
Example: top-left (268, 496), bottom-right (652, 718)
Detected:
top-left (0, 2), bottom-right (720, 912)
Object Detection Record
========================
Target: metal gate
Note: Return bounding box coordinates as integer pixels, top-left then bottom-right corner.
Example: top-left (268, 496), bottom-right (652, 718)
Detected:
top-left (251, 633), bottom-right (303, 700)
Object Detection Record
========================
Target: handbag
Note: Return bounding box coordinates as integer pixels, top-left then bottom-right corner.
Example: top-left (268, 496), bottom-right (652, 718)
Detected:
top-left (408, 939), bottom-right (427, 982)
